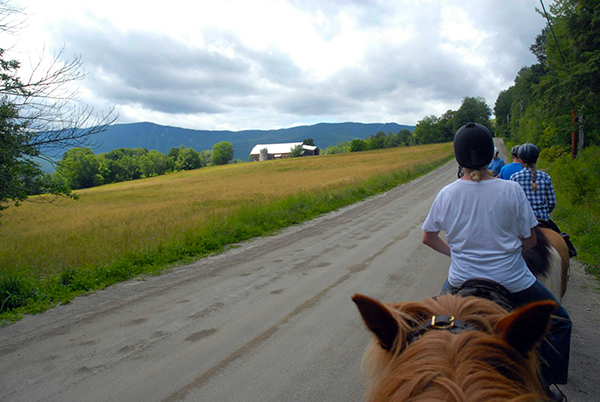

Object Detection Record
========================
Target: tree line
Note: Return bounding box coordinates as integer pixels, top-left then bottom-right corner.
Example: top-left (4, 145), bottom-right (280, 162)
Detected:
top-left (322, 129), bottom-right (412, 155)
top-left (38, 141), bottom-right (236, 191)
top-left (322, 95), bottom-right (492, 155)
top-left (493, 0), bottom-right (598, 153)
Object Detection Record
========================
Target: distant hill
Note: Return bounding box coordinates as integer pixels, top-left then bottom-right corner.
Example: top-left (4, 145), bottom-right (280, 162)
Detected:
top-left (88, 121), bottom-right (415, 161)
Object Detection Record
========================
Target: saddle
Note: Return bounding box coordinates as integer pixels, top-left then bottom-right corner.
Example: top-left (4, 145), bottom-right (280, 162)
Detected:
top-left (456, 278), bottom-right (516, 310)
top-left (537, 219), bottom-right (577, 258)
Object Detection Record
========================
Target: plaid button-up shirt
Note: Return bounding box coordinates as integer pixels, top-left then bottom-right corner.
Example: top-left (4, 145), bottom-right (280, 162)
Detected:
top-left (510, 167), bottom-right (556, 220)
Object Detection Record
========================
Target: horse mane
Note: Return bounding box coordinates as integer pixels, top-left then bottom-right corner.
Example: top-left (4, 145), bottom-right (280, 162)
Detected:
top-left (358, 295), bottom-right (548, 402)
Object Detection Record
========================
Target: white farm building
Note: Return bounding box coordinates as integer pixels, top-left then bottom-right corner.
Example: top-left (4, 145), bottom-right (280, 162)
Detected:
top-left (249, 143), bottom-right (320, 162)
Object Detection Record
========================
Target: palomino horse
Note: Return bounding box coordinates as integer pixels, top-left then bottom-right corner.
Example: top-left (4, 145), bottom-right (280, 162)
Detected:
top-left (353, 294), bottom-right (557, 402)
top-left (523, 227), bottom-right (570, 302)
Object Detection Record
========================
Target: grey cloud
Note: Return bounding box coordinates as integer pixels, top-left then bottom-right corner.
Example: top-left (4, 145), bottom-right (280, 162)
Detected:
top-left (45, 0), bottom-right (548, 128)
top-left (277, 90), bottom-right (360, 116)
top-left (55, 18), bottom-right (316, 116)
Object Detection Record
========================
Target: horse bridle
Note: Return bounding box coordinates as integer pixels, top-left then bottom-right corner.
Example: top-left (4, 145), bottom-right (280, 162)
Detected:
top-left (406, 279), bottom-right (516, 346)
top-left (406, 315), bottom-right (479, 345)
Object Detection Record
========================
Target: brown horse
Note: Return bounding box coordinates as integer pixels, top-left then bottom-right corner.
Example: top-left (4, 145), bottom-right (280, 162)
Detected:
top-left (353, 293), bottom-right (557, 402)
top-left (524, 227), bottom-right (570, 302)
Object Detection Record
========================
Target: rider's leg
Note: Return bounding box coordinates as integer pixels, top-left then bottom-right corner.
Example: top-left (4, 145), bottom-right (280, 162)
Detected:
top-left (440, 278), bottom-right (460, 295)
top-left (512, 279), bottom-right (571, 386)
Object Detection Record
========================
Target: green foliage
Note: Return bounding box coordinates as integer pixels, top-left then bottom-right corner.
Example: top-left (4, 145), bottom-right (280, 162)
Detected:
top-left (413, 115), bottom-right (442, 144)
top-left (366, 136), bottom-right (384, 150)
top-left (452, 96), bottom-right (493, 132)
top-left (56, 147), bottom-right (102, 189)
top-left (212, 141), bottom-right (234, 165)
top-left (290, 144), bottom-right (304, 157)
top-left (322, 141), bottom-right (351, 155)
top-left (199, 149), bottom-right (212, 167)
top-left (396, 129), bottom-right (412, 146)
top-left (543, 146), bottom-right (600, 277)
top-left (175, 148), bottom-right (202, 170)
top-left (350, 139), bottom-right (366, 152)
top-left (497, 0), bottom-right (600, 149)
top-left (0, 271), bottom-right (37, 312)
top-left (0, 5), bottom-right (115, 217)
top-left (140, 150), bottom-right (170, 177)
top-left (410, 97), bottom-right (492, 147)
top-left (548, 147), bottom-right (600, 204)
top-left (167, 145), bottom-right (183, 160)
top-left (302, 138), bottom-right (315, 146)
top-left (494, 87), bottom-right (514, 137)
top-left (54, 145), bottom-right (211, 189)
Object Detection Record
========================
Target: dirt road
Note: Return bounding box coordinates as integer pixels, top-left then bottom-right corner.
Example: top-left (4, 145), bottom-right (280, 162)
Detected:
top-left (1, 154), bottom-right (598, 402)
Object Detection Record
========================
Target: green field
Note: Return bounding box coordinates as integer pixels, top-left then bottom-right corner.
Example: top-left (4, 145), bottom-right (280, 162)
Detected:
top-left (0, 143), bottom-right (453, 322)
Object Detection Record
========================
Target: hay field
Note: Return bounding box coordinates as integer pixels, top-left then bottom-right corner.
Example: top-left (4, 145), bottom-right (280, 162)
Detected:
top-left (1, 143), bottom-right (452, 279)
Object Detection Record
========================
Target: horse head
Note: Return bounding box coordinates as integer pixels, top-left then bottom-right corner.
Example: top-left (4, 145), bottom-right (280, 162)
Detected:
top-left (352, 294), bottom-right (557, 402)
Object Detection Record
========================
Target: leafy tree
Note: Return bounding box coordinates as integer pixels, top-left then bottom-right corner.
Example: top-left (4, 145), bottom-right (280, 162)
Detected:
top-left (97, 148), bottom-right (143, 182)
top-left (290, 144), bottom-right (304, 157)
top-left (176, 148), bottom-right (202, 170)
top-left (413, 115), bottom-right (441, 144)
top-left (494, 87), bottom-right (515, 137)
top-left (322, 142), bottom-right (350, 154)
top-left (140, 150), bottom-right (169, 177)
top-left (396, 129), bottom-right (412, 146)
top-left (350, 139), bottom-right (366, 152)
top-left (212, 141), bottom-right (234, 165)
top-left (0, 1), bottom-right (115, 214)
top-left (366, 136), bottom-right (384, 150)
top-left (383, 131), bottom-right (401, 148)
top-left (535, 0), bottom-right (600, 146)
top-left (438, 110), bottom-right (456, 142)
top-left (302, 138), bottom-right (315, 146)
top-left (199, 149), bottom-right (212, 167)
top-left (56, 147), bottom-right (102, 189)
top-left (453, 96), bottom-right (492, 132)
top-left (167, 145), bottom-right (184, 161)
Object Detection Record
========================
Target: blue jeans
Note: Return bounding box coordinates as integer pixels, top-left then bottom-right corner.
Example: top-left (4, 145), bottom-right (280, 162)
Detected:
top-left (441, 278), bottom-right (571, 385)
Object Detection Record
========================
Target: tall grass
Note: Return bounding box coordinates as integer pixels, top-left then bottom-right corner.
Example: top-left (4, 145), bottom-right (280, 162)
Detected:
top-left (540, 146), bottom-right (600, 281)
top-left (0, 144), bottom-right (453, 322)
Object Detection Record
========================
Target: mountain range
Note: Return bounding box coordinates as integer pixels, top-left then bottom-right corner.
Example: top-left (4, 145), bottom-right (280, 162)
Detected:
top-left (88, 121), bottom-right (416, 160)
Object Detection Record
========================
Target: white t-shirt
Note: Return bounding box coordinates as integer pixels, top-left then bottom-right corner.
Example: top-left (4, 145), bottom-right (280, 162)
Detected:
top-left (422, 178), bottom-right (538, 292)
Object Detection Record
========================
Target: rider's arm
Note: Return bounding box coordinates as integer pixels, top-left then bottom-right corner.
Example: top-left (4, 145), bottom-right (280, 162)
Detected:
top-left (521, 227), bottom-right (537, 251)
top-left (423, 231), bottom-right (451, 257)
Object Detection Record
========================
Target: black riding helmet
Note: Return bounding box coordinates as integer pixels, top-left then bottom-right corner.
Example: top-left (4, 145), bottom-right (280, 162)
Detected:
top-left (518, 142), bottom-right (539, 163)
top-left (454, 122), bottom-right (494, 169)
top-left (511, 145), bottom-right (520, 158)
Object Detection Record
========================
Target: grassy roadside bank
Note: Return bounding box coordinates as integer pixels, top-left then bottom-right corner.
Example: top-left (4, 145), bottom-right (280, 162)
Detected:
top-left (540, 146), bottom-right (600, 283)
top-left (1, 144), bottom-right (453, 323)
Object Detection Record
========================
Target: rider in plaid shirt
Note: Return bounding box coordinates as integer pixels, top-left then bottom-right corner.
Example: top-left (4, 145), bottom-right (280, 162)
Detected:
top-left (510, 167), bottom-right (556, 220)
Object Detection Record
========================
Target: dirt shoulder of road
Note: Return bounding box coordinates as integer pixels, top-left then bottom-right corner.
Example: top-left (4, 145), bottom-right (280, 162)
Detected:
top-left (560, 260), bottom-right (600, 401)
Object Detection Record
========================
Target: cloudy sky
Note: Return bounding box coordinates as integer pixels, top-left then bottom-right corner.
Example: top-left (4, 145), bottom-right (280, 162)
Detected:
top-left (7, 0), bottom-right (550, 131)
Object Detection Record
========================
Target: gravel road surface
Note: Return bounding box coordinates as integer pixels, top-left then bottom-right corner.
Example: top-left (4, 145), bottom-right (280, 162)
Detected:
top-left (1, 148), bottom-right (598, 402)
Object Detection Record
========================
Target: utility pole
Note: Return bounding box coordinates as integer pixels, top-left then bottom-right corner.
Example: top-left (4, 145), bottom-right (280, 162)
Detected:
top-left (571, 110), bottom-right (577, 159)
top-left (578, 114), bottom-right (585, 158)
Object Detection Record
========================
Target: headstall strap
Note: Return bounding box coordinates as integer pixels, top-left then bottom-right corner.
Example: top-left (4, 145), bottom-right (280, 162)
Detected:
top-left (406, 315), bottom-right (479, 346)
top-left (431, 315), bottom-right (455, 329)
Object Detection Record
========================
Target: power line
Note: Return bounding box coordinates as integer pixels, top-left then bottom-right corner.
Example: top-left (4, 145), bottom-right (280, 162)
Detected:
top-left (539, 0), bottom-right (567, 65)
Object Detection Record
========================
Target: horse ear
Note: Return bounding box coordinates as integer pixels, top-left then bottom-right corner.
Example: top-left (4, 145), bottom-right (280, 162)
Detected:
top-left (497, 300), bottom-right (557, 356)
top-left (352, 294), bottom-right (399, 352)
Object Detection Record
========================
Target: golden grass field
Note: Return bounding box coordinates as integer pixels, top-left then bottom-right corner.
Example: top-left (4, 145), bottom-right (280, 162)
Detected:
top-left (0, 143), bottom-right (452, 278)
